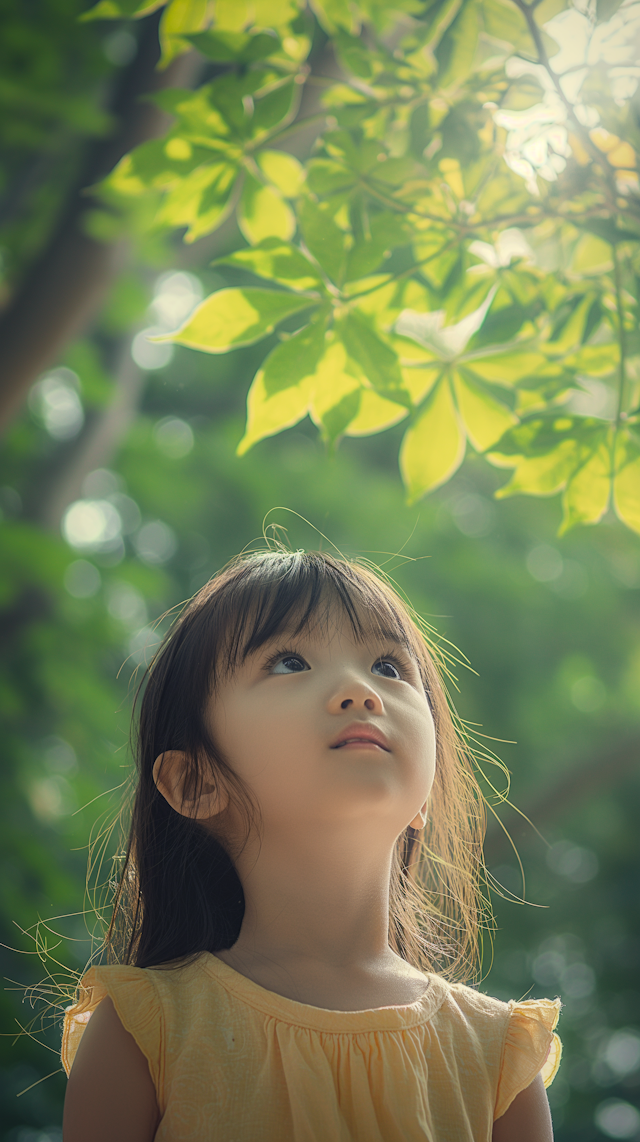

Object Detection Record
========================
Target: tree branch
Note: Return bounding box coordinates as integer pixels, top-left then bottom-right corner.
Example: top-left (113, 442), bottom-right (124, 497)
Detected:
top-left (484, 734), bottom-right (640, 864)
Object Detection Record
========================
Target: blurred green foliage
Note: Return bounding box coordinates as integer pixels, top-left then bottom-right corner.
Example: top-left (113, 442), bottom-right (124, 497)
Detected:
top-left (1, 3), bottom-right (640, 1142)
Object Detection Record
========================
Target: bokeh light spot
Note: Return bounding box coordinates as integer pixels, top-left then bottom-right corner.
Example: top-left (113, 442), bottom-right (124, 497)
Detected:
top-left (64, 560), bottom-right (101, 598)
top-left (153, 417), bottom-right (194, 459)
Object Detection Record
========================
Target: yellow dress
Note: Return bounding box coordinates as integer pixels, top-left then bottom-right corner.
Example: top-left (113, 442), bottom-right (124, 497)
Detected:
top-left (62, 953), bottom-right (561, 1142)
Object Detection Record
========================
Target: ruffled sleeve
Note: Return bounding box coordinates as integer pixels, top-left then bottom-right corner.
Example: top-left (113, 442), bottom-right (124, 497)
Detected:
top-left (61, 965), bottom-right (163, 1097)
top-left (494, 997), bottom-right (562, 1120)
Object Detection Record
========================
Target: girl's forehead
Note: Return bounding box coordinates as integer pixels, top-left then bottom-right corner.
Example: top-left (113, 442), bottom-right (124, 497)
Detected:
top-left (236, 601), bottom-right (415, 667)
top-left (260, 612), bottom-right (406, 649)
top-left (215, 574), bottom-right (418, 674)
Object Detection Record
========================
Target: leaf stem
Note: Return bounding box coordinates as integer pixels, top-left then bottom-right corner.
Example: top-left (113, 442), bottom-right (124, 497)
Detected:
top-left (612, 244), bottom-right (628, 425)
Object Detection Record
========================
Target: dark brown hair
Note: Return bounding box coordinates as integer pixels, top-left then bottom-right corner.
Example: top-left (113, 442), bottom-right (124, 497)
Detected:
top-left (105, 548), bottom-right (490, 980)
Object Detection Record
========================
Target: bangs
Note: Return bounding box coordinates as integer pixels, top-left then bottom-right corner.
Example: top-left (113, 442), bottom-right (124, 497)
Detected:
top-left (207, 551), bottom-right (421, 683)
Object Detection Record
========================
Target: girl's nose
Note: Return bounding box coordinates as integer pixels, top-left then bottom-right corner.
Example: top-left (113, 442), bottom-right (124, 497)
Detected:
top-left (328, 676), bottom-right (384, 714)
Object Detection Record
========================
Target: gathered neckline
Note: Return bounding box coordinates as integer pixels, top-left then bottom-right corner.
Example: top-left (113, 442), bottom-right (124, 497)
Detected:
top-left (198, 951), bottom-right (449, 1033)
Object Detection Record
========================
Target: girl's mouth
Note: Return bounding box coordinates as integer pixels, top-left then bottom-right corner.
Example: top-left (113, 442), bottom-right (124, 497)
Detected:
top-left (330, 725), bottom-right (390, 752)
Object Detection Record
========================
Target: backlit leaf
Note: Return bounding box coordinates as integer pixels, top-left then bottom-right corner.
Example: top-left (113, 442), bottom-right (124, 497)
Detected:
top-left (454, 372), bottom-right (517, 451)
top-left (216, 239), bottom-right (324, 291)
top-left (306, 159), bottom-right (357, 197)
top-left (345, 213), bottom-right (411, 282)
top-left (159, 0), bottom-right (209, 67)
top-left (238, 175), bottom-right (295, 243)
top-left (80, 0), bottom-right (163, 19)
top-left (400, 378), bottom-right (466, 501)
top-left (298, 199), bottom-right (349, 285)
top-left (494, 441), bottom-right (578, 498)
top-left (310, 339), bottom-right (362, 443)
top-left (339, 313), bottom-right (406, 398)
top-left (563, 343), bottom-right (618, 377)
top-left (186, 30), bottom-right (280, 62)
top-left (560, 430), bottom-right (612, 533)
top-left (159, 288), bottom-right (317, 352)
top-left (550, 295), bottom-right (595, 352)
top-left (238, 316), bottom-right (328, 454)
top-left (252, 79), bottom-right (300, 136)
top-left (613, 427), bottom-right (640, 535)
top-left (257, 151), bottom-right (305, 197)
top-left (396, 288), bottom-right (497, 362)
top-left (344, 389), bottom-right (408, 436)
top-left (571, 234), bottom-right (613, 275)
top-left (463, 349), bottom-right (548, 387)
top-left (438, 0), bottom-right (478, 87)
top-left (155, 162), bottom-right (237, 240)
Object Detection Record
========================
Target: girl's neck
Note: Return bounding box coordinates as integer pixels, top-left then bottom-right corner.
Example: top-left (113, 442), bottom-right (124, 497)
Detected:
top-left (214, 944), bottom-right (429, 1011)
top-left (214, 825), bottom-right (428, 1010)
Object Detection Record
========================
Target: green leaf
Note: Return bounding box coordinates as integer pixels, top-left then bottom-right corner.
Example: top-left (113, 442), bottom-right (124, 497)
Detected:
top-left (563, 343), bottom-right (618, 377)
top-left (396, 288), bottom-right (497, 362)
top-left (345, 213), bottom-right (411, 282)
top-left (310, 339), bottom-right (362, 444)
top-left (298, 199), bottom-right (349, 285)
top-left (339, 313), bottom-right (406, 398)
top-left (613, 426), bottom-right (640, 534)
top-left (549, 294), bottom-right (595, 352)
top-left (560, 430), bottom-right (612, 534)
top-left (159, 0), bottom-right (209, 68)
top-left (344, 389), bottom-right (408, 437)
top-left (494, 441), bottom-right (578, 498)
top-left (490, 415), bottom-right (604, 459)
top-left (80, 0), bottom-right (162, 19)
top-left (256, 151), bottom-right (305, 196)
top-left (420, 0), bottom-right (465, 52)
top-left (481, 0), bottom-right (531, 53)
top-left (160, 288), bottom-right (318, 352)
top-left (310, 0), bottom-right (359, 34)
top-left (400, 378), bottom-right (466, 501)
top-left (252, 79), bottom-right (299, 136)
top-left (571, 234), bottom-right (613, 275)
top-left (238, 175), bottom-right (295, 243)
top-left (488, 415), bottom-right (606, 497)
top-left (454, 372), bottom-right (517, 451)
top-left (438, 0), bottom-right (479, 87)
top-left (306, 159), bottom-right (357, 197)
top-left (215, 239), bottom-right (324, 291)
top-left (463, 349), bottom-right (549, 387)
top-left (155, 162), bottom-right (237, 241)
top-left (186, 30), bottom-right (280, 62)
top-left (238, 316), bottom-right (328, 454)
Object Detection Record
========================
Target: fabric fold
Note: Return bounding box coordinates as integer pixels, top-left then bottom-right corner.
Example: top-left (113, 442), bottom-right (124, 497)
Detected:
top-left (494, 997), bottom-right (562, 1120)
top-left (61, 954), bottom-right (562, 1141)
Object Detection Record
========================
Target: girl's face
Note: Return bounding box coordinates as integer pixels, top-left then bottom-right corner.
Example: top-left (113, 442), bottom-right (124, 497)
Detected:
top-left (207, 607), bottom-right (436, 840)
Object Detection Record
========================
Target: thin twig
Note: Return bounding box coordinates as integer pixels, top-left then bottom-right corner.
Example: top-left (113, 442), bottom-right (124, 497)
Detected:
top-left (511, 0), bottom-right (618, 207)
top-left (612, 244), bottom-right (628, 424)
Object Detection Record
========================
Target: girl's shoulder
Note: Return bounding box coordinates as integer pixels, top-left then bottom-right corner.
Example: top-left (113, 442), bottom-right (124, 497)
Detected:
top-left (437, 977), bottom-right (561, 1054)
top-left (434, 979), bottom-right (562, 1112)
top-left (62, 955), bottom-right (207, 1080)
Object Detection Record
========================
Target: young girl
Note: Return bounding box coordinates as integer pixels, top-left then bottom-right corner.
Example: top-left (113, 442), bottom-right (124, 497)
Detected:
top-left (61, 548), bottom-right (561, 1141)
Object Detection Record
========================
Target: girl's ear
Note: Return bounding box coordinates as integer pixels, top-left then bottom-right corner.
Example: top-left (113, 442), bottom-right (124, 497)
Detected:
top-left (153, 751), bottom-right (229, 820)
top-left (409, 800), bottom-right (428, 830)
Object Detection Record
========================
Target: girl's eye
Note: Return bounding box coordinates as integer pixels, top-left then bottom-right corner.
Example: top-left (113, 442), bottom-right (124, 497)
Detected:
top-left (269, 653), bottom-right (309, 675)
top-left (372, 658), bottom-right (402, 681)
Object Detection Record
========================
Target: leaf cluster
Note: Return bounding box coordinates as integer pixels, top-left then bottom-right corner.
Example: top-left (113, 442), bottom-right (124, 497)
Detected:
top-left (85, 0), bottom-right (640, 534)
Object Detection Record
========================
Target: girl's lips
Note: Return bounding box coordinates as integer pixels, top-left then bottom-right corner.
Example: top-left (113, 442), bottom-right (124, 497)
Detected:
top-left (330, 725), bottom-right (390, 751)
top-left (334, 739), bottom-right (387, 751)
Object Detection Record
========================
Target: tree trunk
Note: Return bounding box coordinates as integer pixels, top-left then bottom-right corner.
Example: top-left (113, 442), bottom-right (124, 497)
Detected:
top-left (0, 14), bottom-right (200, 432)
